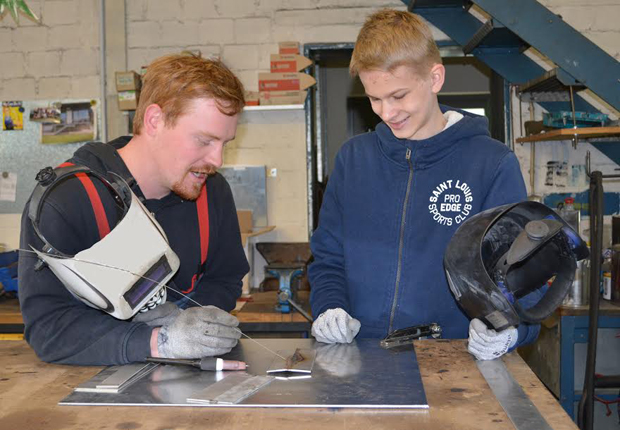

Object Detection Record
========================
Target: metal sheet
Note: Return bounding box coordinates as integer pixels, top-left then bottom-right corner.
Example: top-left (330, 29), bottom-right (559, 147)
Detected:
top-left (477, 359), bottom-right (553, 430)
top-left (218, 165), bottom-right (267, 227)
top-left (60, 339), bottom-right (429, 408)
top-left (0, 99), bottom-right (101, 215)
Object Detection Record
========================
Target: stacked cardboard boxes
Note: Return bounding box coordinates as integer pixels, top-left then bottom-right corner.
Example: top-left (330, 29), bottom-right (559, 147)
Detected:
top-left (115, 71), bottom-right (141, 111)
top-left (257, 42), bottom-right (315, 106)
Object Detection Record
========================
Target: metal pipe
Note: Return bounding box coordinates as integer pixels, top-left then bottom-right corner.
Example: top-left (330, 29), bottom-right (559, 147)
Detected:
top-left (569, 85), bottom-right (577, 148)
top-left (578, 171), bottom-right (603, 430)
top-left (99, 0), bottom-right (107, 142)
top-left (594, 375), bottom-right (620, 389)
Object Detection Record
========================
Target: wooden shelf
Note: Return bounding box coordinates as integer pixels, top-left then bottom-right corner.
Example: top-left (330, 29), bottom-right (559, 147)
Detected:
top-left (516, 126), bottom-right (620, 143)
top-left (243, 104), bottom-right (304, 111)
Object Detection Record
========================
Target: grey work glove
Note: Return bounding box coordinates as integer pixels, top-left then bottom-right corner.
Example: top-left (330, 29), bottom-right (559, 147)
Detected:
top-left (132, 302), bottom-right (181, 327)
top-left (157, 306), bottom-right (241, 359)
top-left (311, 308), bottom-right (361, 344)
top-left (468, 318), bottom-right (518, 361)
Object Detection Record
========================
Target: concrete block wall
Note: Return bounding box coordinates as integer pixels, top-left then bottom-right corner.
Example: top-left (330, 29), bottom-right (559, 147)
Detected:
top-left (124, 0), bottom-right (404, 90)
top-left (227, 109), bottom-right (308, 242)
top-left (0, 0), bottom-right (101, 100)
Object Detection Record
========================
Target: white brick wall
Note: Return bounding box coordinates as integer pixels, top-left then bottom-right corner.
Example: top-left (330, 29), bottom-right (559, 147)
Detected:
top-left (0, 0), bottom-right (101, 102)
top-left (198, 19), bottom-right (235, 45)
top-left (1, 0), bottom-right (619, 247)
top-left (26, 51), bottom-right (61, 77)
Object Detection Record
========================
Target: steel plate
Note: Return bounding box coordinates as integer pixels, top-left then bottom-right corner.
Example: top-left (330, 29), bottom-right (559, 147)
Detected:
top-left (60, 339), bottom-right (428, 408)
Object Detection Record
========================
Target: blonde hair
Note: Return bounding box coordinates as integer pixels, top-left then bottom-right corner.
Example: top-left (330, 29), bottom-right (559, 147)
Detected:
top-left (350, 9), bottom-right (442, 77)
top-left (133, 53), bottom-right (245, 135)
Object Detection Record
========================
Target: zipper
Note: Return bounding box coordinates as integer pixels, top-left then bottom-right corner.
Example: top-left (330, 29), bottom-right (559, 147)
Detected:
top-left (388, 148), bottom-right (414, 333)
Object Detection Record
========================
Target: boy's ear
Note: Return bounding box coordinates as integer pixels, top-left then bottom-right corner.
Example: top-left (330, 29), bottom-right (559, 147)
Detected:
top-left (429, 63), bottom-right (445, 94)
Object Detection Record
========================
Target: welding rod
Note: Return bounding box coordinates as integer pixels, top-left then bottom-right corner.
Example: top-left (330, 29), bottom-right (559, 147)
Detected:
top-left (146, 356), bottom-right (247, 371)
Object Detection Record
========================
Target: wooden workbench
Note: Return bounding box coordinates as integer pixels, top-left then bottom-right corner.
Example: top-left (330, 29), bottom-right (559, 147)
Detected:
top-left (0, 299), bottom-right (21, 324)
top-left (0, 291), bottom-right (313, 337)
top-left (0, 339), bottom-right (577, 430)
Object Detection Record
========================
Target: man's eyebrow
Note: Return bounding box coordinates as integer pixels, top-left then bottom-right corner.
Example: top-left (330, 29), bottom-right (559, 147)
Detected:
top-left (195, 132), bottom-right (219, 140)
top-left (196, 131), bottom-right (236, 142)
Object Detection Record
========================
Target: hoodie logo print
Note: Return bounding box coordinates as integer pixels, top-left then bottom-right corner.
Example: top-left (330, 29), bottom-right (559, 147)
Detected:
top-left (428, 179), bottom-right (473, 227)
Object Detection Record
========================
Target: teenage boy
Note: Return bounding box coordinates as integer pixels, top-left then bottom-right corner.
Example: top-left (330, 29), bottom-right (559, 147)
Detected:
top-left (309, 9), bottom-right (537, 361)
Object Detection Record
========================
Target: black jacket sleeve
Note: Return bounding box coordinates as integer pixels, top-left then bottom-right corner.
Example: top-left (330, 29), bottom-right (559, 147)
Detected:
top-left (18, 178), bottom-right (153, 366)
top-left (191, 174), bottom-right (249, 311)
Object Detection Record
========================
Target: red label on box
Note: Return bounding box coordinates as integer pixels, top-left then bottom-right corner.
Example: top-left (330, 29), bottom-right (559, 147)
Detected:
top-left (259, 78), bottom-right (300, 91)
top-left (271, 60), bottom-right (297, 73)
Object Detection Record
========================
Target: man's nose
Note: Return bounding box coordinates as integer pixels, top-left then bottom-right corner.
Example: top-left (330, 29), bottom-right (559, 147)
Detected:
top-left (205, 143), bottom-right (224, 169)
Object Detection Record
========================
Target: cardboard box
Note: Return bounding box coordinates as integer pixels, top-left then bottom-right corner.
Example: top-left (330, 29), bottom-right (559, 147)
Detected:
top-left (279, 41), bottom-right (299, 55)
top-left (258, 72), bottom-right (316, 92)
top-left (117, 90), bottom-right (139, 111)
top-left (270, 54), bottom-right (312, 73)
top-left (259, 90), bottom-right (307, 105)
top-left (237, 210), bottom-right (253, 234)
top-left (244, 91), bottom-right (259, 106)
top-left (115, 71), bottom-right (141, 91)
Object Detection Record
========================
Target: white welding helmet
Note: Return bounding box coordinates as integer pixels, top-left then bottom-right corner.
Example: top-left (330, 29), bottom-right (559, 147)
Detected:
top-left (28, 165), bottom-right (180, 320)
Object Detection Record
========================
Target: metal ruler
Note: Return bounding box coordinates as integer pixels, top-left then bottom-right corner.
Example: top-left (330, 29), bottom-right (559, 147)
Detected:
top-left (476, 359), bottom-right (553, 430)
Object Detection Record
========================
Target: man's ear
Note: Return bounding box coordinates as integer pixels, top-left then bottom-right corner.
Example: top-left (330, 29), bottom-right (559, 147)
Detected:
top-left (429, 63), bottom-right (445, 94)
top-left (143, 104), bottom-right (163, 137)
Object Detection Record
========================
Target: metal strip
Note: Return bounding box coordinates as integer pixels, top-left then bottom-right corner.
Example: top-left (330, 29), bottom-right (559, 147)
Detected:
top-left (97, 363), bottom-right (154, 390)
top-left (476, 359), bottom-right (553, 430)
top-left (187, 373), bottom-right (274, 405)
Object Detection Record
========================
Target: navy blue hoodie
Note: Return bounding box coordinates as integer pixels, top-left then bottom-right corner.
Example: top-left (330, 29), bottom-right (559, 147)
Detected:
top-left (18, 138), bottom-right (249, 365)
top-left (309, 110), bottom-right (539, 346)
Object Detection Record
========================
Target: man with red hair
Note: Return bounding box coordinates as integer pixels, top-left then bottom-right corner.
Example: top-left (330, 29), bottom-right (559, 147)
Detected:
top-left (19, 53), bottom-right (249, 365)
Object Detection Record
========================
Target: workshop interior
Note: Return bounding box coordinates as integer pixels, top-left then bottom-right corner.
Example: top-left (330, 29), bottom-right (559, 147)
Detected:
top-left (1, 0), bottom-right (619, 429)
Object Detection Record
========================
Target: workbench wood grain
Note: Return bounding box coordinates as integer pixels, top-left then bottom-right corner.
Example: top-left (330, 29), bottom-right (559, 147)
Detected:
top-left (0, 299), bottom-right (21, 325)
top-left (0, 292), bottom-right (313, 327)
top-left (0, 339), bottom-right (577, 430)
top-left (234, 291), bottom-right (311, 323)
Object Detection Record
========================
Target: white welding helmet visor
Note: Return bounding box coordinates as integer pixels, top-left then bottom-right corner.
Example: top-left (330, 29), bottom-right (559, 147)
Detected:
top-left (28, 165), bottom-right (180, 320)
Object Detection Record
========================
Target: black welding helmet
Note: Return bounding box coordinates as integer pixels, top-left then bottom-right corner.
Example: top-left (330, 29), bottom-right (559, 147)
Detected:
top-left (444, 201), bottom-right (588, 331)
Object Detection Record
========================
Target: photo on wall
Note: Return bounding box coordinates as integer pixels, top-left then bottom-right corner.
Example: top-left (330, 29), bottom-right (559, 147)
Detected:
top-left (41, 101), bottom-right (97, 144)
top-left (30, 106), bottom-right (62, 123)
top-left (2, 101), bottom-right (24, 131)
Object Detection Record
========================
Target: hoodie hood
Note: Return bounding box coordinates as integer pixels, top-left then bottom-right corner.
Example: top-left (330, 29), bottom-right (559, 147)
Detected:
top-left (71, 137), bottom-right (132, 178)
top-left (376, 106), bottom-right (493, 170)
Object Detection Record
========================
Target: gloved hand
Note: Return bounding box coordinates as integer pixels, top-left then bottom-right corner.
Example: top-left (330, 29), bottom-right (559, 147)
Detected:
top-left (311, 308), bottom-right (361, 344)
top-left (468, 318), bottom-right (518, 361)
top-left (132, 302), bottom-right (181, 327)
top-left (157, 306), bottom-right (241, 359)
